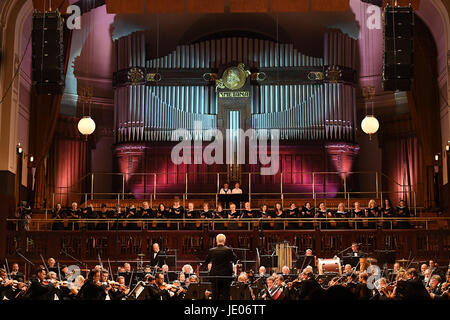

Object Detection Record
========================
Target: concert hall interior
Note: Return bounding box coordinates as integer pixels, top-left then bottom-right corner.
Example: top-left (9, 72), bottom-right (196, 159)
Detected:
top-left (0, 0), bottom-right (449, 302)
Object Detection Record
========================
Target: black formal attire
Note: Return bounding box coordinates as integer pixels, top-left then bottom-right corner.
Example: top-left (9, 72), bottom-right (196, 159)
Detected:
top-left (297, 278), bottom-right (322, 300)
top-left (150, 250), bottom-right (165, 268)
top-left (51, 208), bottom-right (65, 230)
top-left (204, 244), bottom-right (238, 300)
top-left (77, 279), bottom-right (107, 300)
top-left (285, 207), bottom-right (299, 229)
top-left (396, 205), bottom-right (410, 228)
top-left (28, 279), bottom-right (57, 300)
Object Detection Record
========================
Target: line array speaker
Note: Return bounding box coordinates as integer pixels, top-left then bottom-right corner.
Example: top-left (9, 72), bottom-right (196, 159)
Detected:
top-left (383, 5), bottom-right (414, 92)
top-left (32, 11), bottom-right (65, 95)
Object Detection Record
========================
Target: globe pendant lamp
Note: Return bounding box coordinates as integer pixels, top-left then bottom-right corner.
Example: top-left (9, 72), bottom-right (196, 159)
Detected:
top-left (78, 116), bottom-right (96, 136)
top-left (361, 115), bottom-right (379, 138)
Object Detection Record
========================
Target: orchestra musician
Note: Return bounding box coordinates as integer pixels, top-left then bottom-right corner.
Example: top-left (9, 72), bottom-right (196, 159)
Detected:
top-left (28, 267), bottom-right (58, 300)
top-left (150, 243), bottom-right (165, 268)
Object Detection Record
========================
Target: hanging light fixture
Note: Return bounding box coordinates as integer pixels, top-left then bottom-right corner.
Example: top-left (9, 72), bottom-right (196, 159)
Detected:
top-left (78, 116), bottom-right (96, 136)
top-left (361, 115), bottom-right (379, 136)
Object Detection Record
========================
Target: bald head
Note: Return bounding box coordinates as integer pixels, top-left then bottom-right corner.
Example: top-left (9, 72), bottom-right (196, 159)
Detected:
top-left (216, 234), bottom-right (226, 245)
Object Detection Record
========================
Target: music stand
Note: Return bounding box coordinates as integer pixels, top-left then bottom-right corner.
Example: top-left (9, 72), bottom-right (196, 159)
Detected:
top-left (230, 283), bottom-right (252, 300)
top-left (375, 250), bottom-right (397, 265)
top-left (296, 255), bottom-right (315, 270)
top-left (184, 283), bottom-right (213, 300)
top-left (160, 254), bottom-right (176, 267)
top-left (343, 256), bottom-right (360, 268)
top-left (260, 255), bottom-right (278, 269)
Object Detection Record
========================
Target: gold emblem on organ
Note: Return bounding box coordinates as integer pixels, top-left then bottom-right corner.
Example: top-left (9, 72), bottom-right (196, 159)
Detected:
top-left (216, 63), bottom-right (251, 92)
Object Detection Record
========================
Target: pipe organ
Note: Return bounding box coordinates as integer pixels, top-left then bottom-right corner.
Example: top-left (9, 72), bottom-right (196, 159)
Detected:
top-left (113, 31), bottom-right (358, 143)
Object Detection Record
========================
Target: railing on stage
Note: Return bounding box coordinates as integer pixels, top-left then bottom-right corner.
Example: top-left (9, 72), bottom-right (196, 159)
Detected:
top-left (6, 217), bottom-right (448, 232)
top-left (51, 170), bottom-right (418, 214)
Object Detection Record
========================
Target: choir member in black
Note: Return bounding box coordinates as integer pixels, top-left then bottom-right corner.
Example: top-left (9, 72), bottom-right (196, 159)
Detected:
top-left (97, 203), bottom-right (109, 230)
top-left (240, 202), bottom-right (257, 230)
top-left (124, 204), bottom-right (138, 230)
top-left (154, 203), bottom-right (167, 230)
top-left (300, 202), bottom-right (314, 229)
top-left (285, 202), bottom-right (299, 229)
top-left (396, 199), bottom-right (410, 229)
top-left (314, 202), bottom-right (330, 229)
top-left (85, 203), bottom-right (97, 230)
top-left (381, 199), bottom-right (394, 229)
top-left (213, 204), bottom-right (226, 230)
top-left (168, 197), bottom-right (185, 230)
top-left (227, 202), bottom-right (240, 230)
top-left (365, 199), bottom-right (380, 229)
top-left (108, 204), bottom-right (122, 230)
top-left (259, 204), bottom-right (273, 230)
top-left (333, 202), bottom-right (348, 229)
top-left (67, 202), bottom-right (82, 230)
top-left (51, 203), bottom-right (65, 230)
top-left (274, 202), bottom-right (285, 230)
top-left (77, 269), bottom-right (108, 300)
top-left (140, 201), bottom-right (153, 219)
top-left (184, 202), bottom-right (198, 230)
top-left (28, 267), bottom-right (58, 300)
top-left (351, 201), bottom-right (364, 229)
top-left (199, 202), bottom-right (212, 230)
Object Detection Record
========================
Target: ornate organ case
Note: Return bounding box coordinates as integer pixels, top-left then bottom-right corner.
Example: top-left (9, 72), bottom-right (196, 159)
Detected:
top-left (112, 31), bottom-right (359, 196)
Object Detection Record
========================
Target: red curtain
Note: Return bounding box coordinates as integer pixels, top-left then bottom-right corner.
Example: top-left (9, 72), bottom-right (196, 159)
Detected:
top-left (51, 116), bottom-right (88, 207)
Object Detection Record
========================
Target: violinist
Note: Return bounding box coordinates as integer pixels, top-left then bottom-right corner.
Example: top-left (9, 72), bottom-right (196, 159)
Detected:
top-left (28, 267), bottom-right (58, 300)
top-left (77, 269), bottom-right (108, 300)
top-left (150, 272), bottom-right (171, 300)
top-left (375, 277), bottom-right (395, 300)
top-left (404, 268), bottom-right (430, 300)
top-left (258, 276), bottom-right (276, 300)
top-left (354, 272), bottom-right (372, 300)
top-left (427, 275), bottom-right (443, 299)
top-left (297, 270), bottom-right (321, 300)
top-left (10, 263), bottom-right (24, 283)
top-left (0, 268), bottom-right (15, 300)
top-left (109, 276), bottom-right (130, 300)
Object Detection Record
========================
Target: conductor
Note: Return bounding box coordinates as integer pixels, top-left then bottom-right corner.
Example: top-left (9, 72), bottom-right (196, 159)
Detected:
top-left (204, 234), bottom-right (238, 300)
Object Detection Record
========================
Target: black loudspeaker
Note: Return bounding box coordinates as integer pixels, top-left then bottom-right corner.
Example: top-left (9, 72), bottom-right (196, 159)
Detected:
top-left (32, 11), bottom-right (65, 95)
top-left (383, 5), bottom-right (414, 91)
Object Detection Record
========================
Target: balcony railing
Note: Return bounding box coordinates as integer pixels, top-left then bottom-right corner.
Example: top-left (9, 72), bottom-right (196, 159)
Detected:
top-left (50, 171), bottom-right (418, 213)
top-left (7, 217), bottom-right (448, 232)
